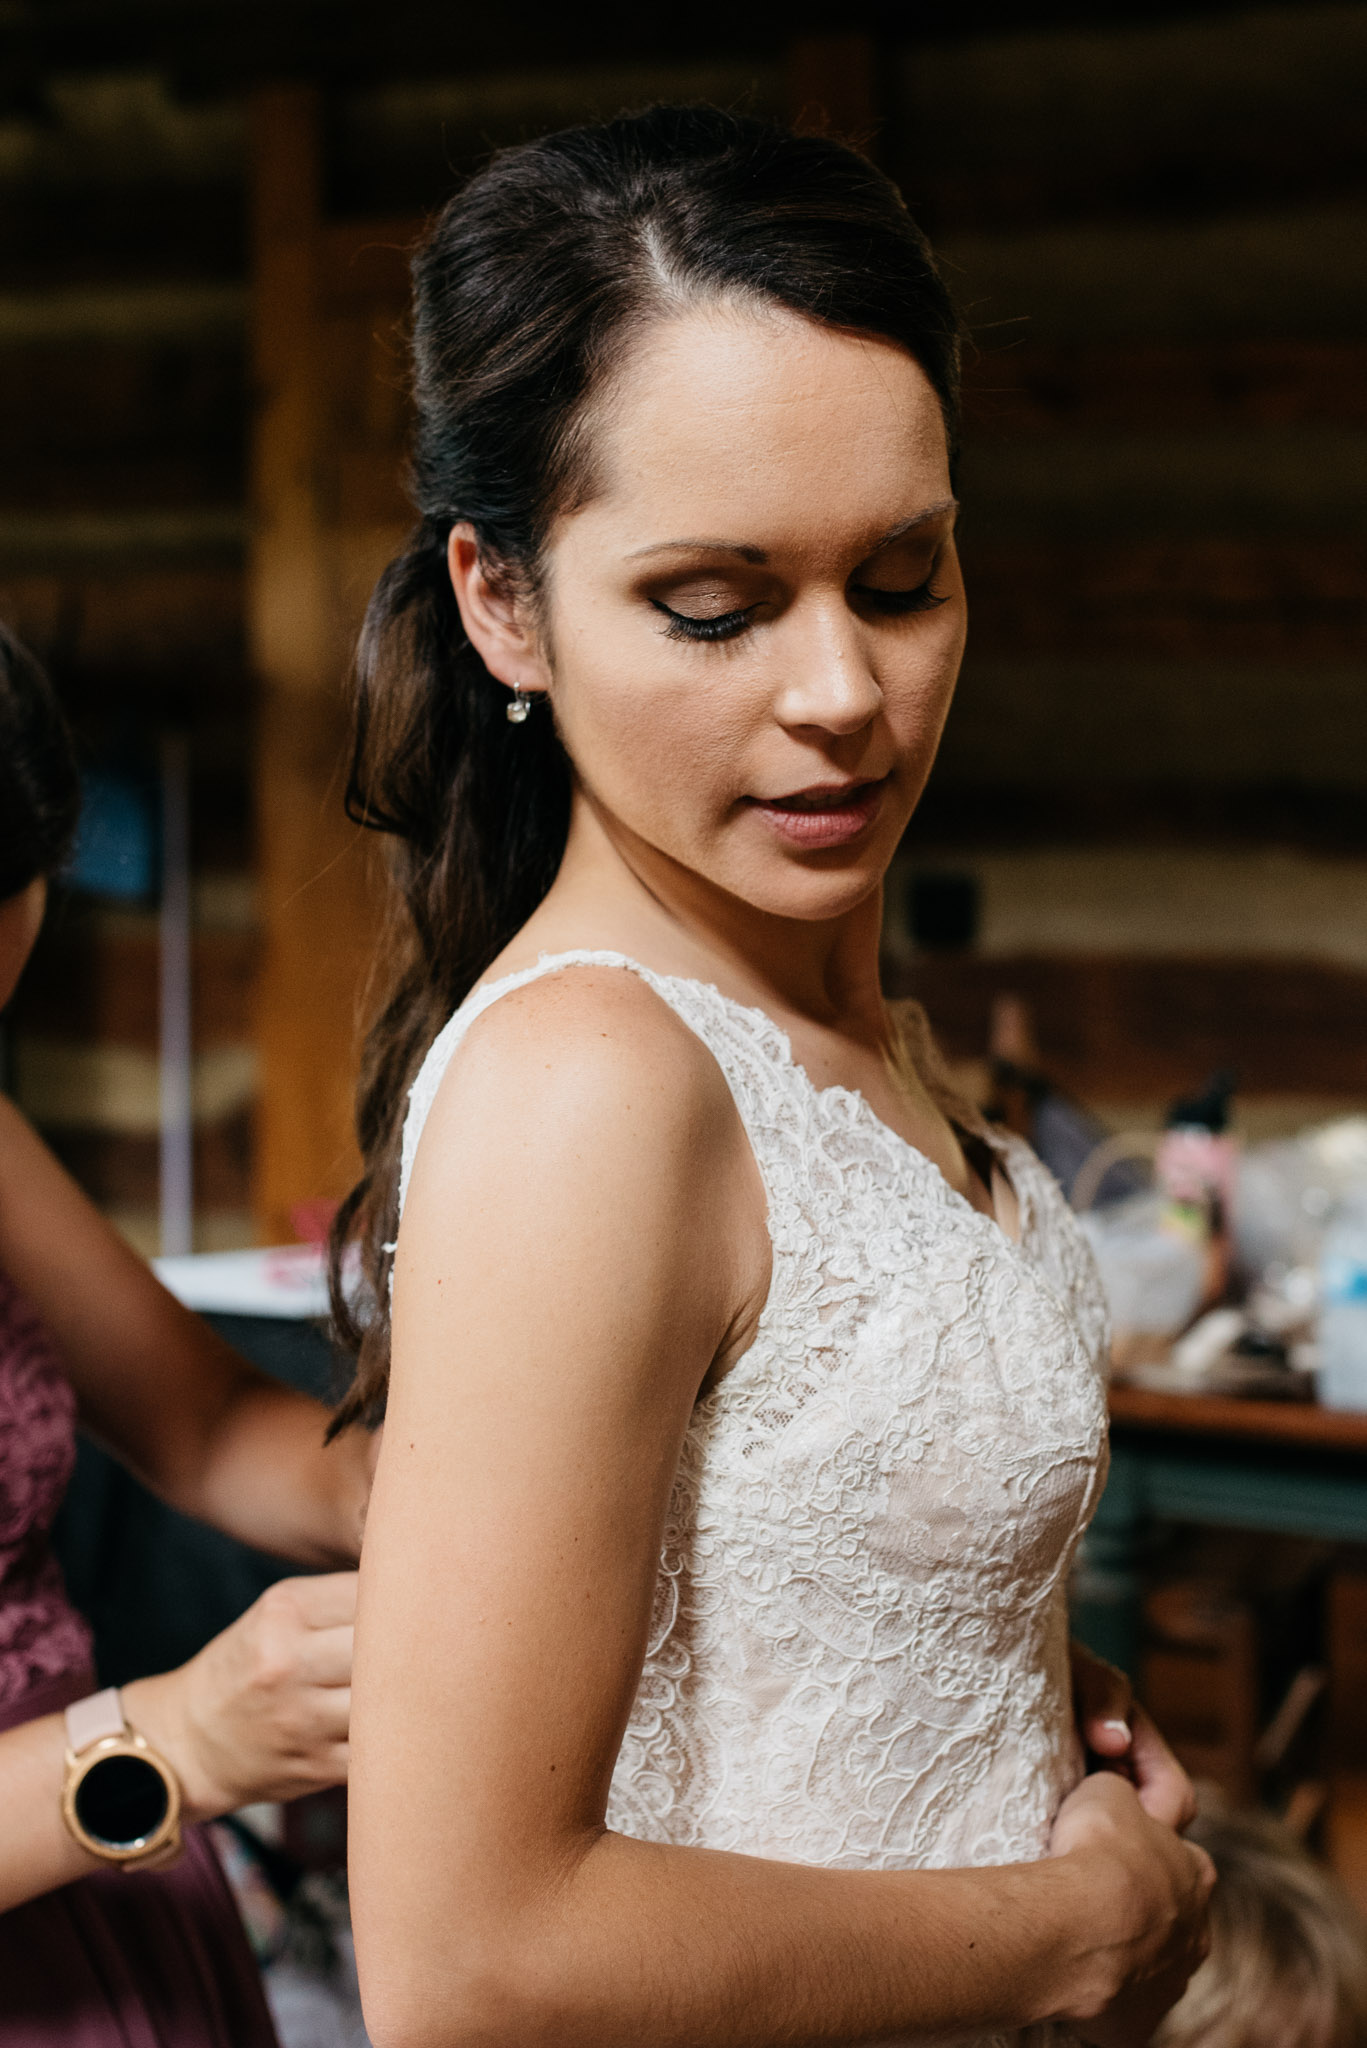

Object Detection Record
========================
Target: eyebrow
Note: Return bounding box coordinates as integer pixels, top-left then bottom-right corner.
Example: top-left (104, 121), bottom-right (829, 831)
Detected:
top-left (625, 498), bottom-right (958, 565)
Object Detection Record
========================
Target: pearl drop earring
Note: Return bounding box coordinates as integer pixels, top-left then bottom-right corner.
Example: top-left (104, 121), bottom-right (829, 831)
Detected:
top-left (506, 686), bottom-right (531, 725)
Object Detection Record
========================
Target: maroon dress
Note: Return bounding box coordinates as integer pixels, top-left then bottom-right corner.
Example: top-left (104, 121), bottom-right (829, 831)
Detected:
top-left (0, 1267), bottom-right (279, 2046)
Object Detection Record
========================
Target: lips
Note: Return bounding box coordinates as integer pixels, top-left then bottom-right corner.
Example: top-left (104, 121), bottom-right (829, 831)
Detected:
top-left (748, 777), bottom-right (887, 849)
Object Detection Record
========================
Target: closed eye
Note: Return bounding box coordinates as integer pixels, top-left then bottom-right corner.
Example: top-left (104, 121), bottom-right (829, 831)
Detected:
top-left (652, 600), bottom-right (758, 644)
top-left (653, 575), bottom-right (947, 645)
top-left (852, 578), bottom-right (948, 616)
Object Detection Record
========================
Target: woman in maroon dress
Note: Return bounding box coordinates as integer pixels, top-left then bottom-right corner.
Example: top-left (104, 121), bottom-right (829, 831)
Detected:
top-left (0, 625), bottom-right (374, 2043)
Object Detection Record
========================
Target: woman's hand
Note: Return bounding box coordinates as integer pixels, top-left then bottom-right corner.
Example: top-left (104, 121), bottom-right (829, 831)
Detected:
top-left (123, 1571), bottom-right (355, 1821)
top-left (1049, 1770), bottom-right (1215, 2047)
top-left (1070, 1639), bottom-right (1196, 1830)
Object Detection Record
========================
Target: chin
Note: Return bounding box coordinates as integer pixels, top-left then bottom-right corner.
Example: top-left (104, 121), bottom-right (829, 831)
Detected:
top-left (728, 860), bottom-right (887, 925)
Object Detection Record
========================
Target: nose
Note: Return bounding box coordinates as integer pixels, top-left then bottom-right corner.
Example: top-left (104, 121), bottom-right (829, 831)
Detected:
top-left (771, 604), bottom-right (883, 737)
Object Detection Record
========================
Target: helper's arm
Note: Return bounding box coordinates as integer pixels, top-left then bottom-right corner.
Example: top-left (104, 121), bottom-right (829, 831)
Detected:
top-left (0, 1094), bottom-right (371, 1565)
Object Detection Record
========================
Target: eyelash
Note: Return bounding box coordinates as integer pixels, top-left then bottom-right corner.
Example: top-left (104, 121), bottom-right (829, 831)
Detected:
top-left (653, 578), bottom-right (947, 645)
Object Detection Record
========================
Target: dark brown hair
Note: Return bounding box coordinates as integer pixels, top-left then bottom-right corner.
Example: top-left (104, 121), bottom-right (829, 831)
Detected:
top-left (0, 625), bottom-right (81, 903)
top-left (329, 103), bottom-right (961, 1425)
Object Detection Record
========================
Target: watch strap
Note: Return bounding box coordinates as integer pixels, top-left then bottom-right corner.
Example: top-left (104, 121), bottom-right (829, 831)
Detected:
top-left (65, 1687), bottom-right (126, 1755)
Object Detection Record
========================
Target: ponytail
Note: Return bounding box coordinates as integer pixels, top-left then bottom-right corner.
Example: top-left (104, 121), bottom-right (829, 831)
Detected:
top-left (327, 521), bottom-right (568, 1426)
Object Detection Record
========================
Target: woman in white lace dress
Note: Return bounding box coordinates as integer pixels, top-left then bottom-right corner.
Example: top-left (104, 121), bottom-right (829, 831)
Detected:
top-left (337, 107), bottom-right (1212, 2047)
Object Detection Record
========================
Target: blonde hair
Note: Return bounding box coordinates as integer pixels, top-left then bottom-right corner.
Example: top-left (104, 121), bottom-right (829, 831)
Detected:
top-left (1156, 1808), bottom-right (1367, 2048)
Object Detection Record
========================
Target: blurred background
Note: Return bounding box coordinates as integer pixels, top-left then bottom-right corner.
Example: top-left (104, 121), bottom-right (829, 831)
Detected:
top-left (2, 0), bottom-right (1366, 2034)
top-left (2, 0), bottom-right (1363, 1256)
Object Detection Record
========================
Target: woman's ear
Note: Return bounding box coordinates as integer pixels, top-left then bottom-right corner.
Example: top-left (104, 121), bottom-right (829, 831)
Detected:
top-left (446, 524), bottom-right (551, 704)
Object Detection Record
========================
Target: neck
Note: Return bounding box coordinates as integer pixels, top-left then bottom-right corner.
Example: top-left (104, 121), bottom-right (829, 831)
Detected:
top-left (544, 788), bottom-right (890, 1039)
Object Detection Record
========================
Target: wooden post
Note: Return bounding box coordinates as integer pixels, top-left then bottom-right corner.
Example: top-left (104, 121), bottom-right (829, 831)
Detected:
top-left (247, 86), bottom-right (377, 1245)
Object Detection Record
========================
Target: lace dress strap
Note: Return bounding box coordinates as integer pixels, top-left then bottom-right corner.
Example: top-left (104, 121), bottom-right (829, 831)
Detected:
top-left (398, 949), bottom-right (807, 1234)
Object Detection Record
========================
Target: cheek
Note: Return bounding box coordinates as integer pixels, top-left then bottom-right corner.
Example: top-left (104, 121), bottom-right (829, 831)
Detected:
top-left (887, 597), bottom-right (968, 749)
top-left (557, 641), bottom-right (759, 822)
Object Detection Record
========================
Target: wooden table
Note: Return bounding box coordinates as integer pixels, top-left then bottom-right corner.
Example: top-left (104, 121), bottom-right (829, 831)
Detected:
top-left (1073, 1386), bottom-right (1367, 1673)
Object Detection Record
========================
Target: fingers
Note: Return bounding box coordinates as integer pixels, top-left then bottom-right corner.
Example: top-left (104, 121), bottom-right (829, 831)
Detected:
top-left (297, 1684), bottom-right (351, 1746)
top-left (1067, 1765), bottom-right (1141, 1817)
top-left (287, 1620), bottom-right (354, 1688)
top-left (272, 1570), bottom-right (358, 1627)
top-left (1128, 1705), bottom-right (1198, 1830)
top-left (314, 1740), bottom-right (349, 1786)
top-left (279, 1691), bottom-right (350, 1792)
top-left (257, 1737), bottom-right (350, 1802)
top-left (259, 1564), bottom-right (358, 1630)
top-left (1071, 1641), bottom-right (1133, 1760)
top-left (221, 1579), bottom-right (353, 1702)
top-left (1049, 1759), bottom-right (1142, 1855)
top-left (1069, 1643), bottom-right (1197, 1832)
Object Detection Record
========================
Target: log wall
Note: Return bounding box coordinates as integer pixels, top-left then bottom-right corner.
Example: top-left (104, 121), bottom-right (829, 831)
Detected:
top-left (2, 8), bottom-right (1363, 1248)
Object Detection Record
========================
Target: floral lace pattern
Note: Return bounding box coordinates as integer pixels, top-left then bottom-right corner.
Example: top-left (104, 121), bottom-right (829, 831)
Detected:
top-left (0, 1268), bottom-right (93, 1710)
top-left (402, 953), bottom-right (1111, 2048)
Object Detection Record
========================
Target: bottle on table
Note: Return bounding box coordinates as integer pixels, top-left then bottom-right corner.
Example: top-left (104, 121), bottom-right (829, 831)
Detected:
top-left (1319, 1186), bottom-right (1367, 1412)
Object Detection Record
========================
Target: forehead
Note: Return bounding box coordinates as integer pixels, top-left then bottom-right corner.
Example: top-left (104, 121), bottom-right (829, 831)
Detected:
top-left (567, 302), bottom-right (950, 556)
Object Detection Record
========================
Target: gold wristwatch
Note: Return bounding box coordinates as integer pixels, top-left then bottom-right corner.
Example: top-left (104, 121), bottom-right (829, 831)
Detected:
top-left (61, 1687), bottom-right (184, 1869)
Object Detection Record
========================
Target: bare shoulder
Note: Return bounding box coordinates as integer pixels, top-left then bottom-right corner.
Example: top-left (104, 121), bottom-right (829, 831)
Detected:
top-left (410, 963), bottom-right (743, 1204)
top-left (397, 963), bottom-right (766, 1395)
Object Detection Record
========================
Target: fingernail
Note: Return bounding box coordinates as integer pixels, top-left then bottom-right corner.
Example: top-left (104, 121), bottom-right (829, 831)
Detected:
top-left (1102, 1719), bottom-right (1131, 1737)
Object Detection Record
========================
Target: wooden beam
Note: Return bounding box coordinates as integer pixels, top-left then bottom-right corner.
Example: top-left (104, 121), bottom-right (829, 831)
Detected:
top-left (247, 85), bottom-right (382, 1245)
top-left (903, 782), bottom-right (1367, 855)
top-left (0, 285), bottom-right (245, 343)
top-left (17, 917), bottom-right (256, 1053)
top-left (959, 541), bottom-right (1367, 663)
top-left (939, 651), bottom-right (1367, 790)
top-left (962, 342), bottom-right (1367, 435)
top-left (0, 510), bottom-right (245, 565)
top-left (957, 431), bottom-right (1367, 541)
top-left (938, 205), bottom-right (1367, 344)
top-left (890, 8), bottom-right (1367, 233)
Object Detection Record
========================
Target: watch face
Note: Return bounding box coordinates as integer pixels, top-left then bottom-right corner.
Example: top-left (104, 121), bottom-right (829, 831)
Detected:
top-left (73, 1752), bottom-right (170, 1849)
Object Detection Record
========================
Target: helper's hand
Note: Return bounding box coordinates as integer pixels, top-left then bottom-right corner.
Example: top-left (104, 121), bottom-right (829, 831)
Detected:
top-left (1049, 1770), bottom-right (1215, 2048)
top-left (123, 1571), bottom-right (355, 1820)
top-left (1070, 1639), bottom-right (1196, 1830)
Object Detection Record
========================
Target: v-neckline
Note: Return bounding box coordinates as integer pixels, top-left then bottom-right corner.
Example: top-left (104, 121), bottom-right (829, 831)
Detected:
top-left (735, 1020), bottom-right (1029, 1254)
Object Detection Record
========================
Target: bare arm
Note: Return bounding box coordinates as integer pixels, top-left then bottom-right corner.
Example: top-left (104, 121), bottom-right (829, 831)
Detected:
top-left (350, 970), bottom-right (1210, 2048)
top-left (0, 1095), bottom-right (369, 1565)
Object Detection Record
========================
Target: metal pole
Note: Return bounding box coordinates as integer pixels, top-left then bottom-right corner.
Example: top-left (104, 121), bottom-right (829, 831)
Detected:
top-left (159, 733), bottom-right (194, 1257)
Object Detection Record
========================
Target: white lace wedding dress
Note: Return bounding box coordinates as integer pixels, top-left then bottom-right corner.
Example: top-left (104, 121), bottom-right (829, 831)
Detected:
top-left (400, 951), bottom-right (1111, 2048)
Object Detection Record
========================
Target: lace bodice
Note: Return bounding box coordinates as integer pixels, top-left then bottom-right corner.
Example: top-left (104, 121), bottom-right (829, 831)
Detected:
top-left (401, 952), bottom-right (1111, 2048)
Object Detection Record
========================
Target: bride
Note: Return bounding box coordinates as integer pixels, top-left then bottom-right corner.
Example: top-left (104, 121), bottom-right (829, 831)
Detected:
top-left (334, 105), bottom-right (1211, 2047)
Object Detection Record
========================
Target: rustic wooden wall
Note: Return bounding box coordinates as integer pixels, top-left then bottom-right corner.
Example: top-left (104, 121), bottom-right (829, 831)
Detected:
top-left (246, 88), bottom-right (413, 1243)
top-left (879, 9), bottom-right (1367, 1127)
top-left (0, 72), bottom-right (253, 1249)
top-left (2, 6), bottom-right (1363, 1248)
